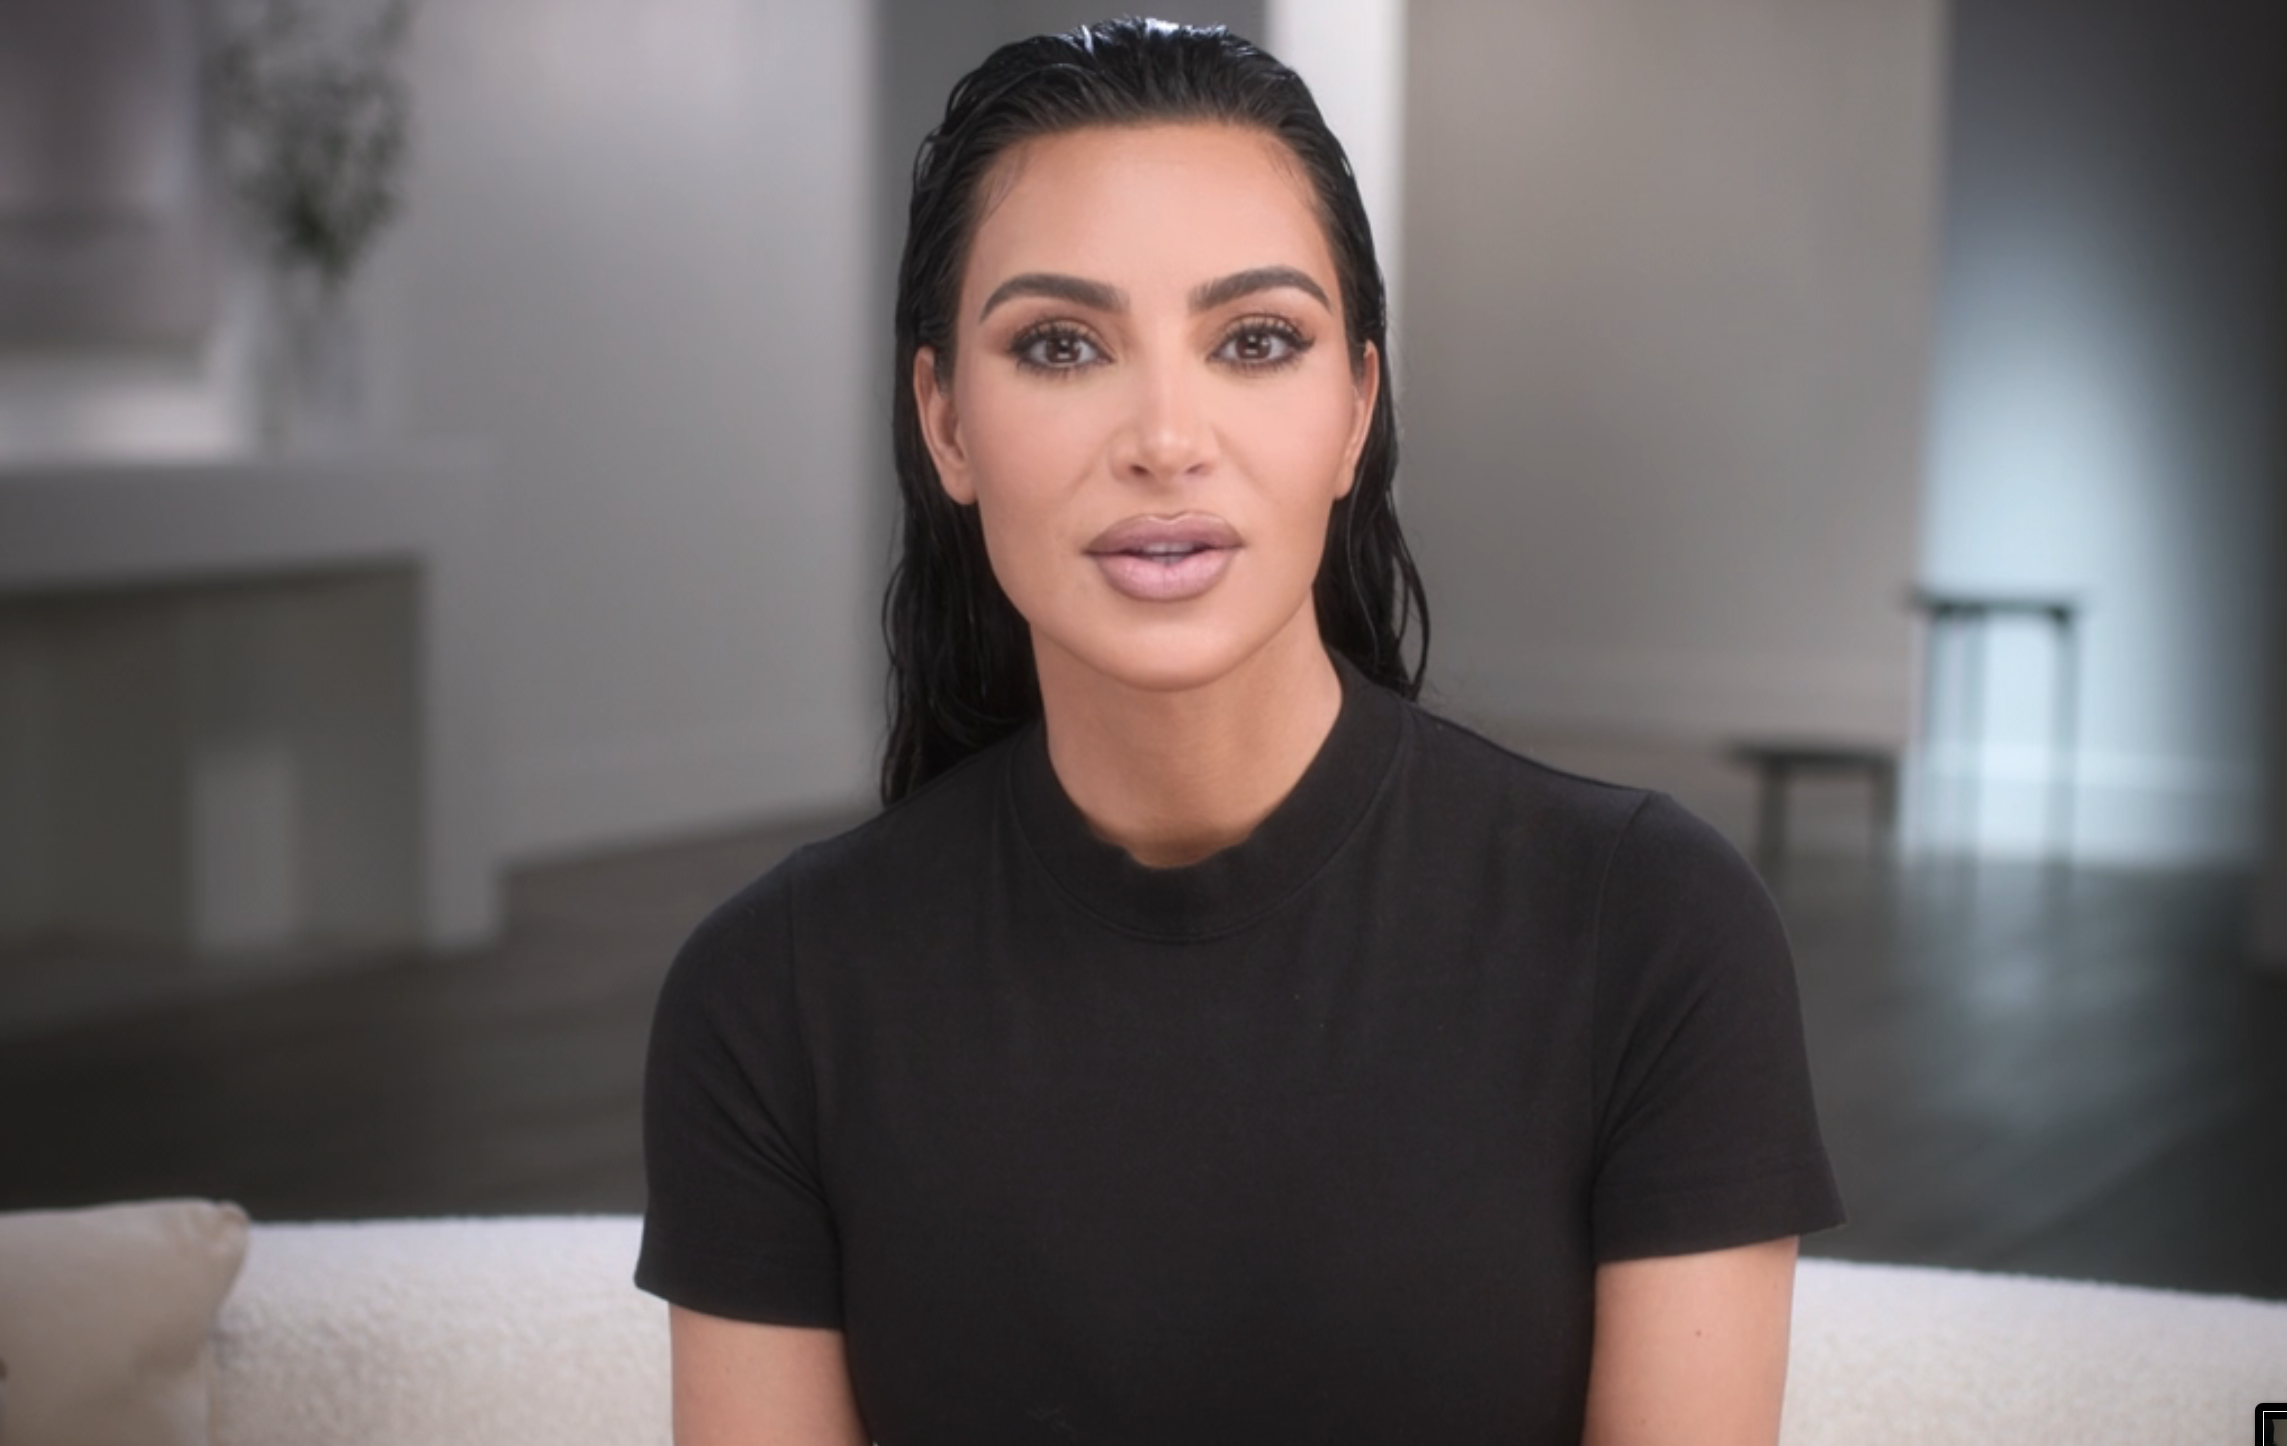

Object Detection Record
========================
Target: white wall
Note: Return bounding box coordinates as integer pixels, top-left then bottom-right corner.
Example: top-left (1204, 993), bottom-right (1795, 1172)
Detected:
top-left (1398, 0), bottom-right (1945, 749)
top-left (363, 0), bottom-right (880, 859)
top-left (1266, 0), bottom-right (1406, 334)
top-left (1921, 0), bottom-right (2285, 864)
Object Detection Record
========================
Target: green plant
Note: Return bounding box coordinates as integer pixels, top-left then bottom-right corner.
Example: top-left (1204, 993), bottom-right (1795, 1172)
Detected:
top-left (212, 0), bottom-right (414, 289)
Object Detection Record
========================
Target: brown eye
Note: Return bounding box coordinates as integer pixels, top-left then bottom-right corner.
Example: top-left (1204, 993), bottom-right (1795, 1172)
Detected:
top-left (1215, 321), bottom-right (1309, 370)
top-left (1012, 325), bottom-right (1105, 372)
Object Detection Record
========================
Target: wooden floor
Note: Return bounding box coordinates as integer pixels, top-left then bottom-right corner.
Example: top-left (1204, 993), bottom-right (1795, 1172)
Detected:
top-left (3, 811), bottom-right (2282, 1302)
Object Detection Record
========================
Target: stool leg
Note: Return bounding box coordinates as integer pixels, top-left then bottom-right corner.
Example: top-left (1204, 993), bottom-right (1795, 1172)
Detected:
top-left (2049, 609), bottom-right (2079, 863)
top-left (1873, 759), bottom-right (1899, 858)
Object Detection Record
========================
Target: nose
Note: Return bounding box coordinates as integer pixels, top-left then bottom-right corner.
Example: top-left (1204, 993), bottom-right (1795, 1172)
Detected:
top-left (1109, 353), bottom-right (1215, 485)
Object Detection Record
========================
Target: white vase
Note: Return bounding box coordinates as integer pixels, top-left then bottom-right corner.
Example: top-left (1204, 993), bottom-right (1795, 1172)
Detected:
top-left (257, 265), bottom-right (364, 454)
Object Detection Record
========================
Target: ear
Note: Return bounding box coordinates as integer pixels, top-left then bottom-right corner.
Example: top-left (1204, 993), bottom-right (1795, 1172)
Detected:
top-left (1335, 340), bottom-right (1381, 499)
top-left (914, 346), bottom-right (976, 505)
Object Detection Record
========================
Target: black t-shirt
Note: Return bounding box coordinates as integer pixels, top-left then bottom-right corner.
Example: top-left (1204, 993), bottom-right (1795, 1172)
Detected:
top-left (637, 662), bottom-right (1843, 1444)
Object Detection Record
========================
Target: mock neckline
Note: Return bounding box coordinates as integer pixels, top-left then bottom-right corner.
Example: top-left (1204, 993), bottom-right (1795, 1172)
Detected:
top-left (1004, 654), bottom-right (1407, 941)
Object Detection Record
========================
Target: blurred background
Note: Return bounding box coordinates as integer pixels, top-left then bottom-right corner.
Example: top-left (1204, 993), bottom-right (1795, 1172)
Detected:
top-left (1, 0), bottom-right (2283, 1299)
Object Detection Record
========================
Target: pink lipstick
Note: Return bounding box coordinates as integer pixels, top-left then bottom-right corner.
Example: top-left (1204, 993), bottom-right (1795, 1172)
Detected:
top-left (1085, 513), bottom-right (1241, 602)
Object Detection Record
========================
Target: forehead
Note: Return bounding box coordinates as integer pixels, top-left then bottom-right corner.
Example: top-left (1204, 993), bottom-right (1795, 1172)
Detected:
top-left (963, 123), bottom-right (1335, 307)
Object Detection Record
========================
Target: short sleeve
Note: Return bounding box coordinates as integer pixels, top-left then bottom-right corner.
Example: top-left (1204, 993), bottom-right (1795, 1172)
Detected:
top-left (1587, 793), bottom-right (1844, 1262)
top-left (635, 856), bottom-right (844, 1325)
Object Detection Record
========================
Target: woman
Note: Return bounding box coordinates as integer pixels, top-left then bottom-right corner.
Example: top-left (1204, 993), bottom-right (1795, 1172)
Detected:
top-left (638, 18), bottom-right (1842, 1445)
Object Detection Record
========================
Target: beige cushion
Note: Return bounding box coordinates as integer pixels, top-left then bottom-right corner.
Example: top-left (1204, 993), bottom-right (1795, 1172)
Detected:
top-left (211, 1216), bottom-right (672, 1446)
top-left (0, 1199), bottom-right (250, 1446)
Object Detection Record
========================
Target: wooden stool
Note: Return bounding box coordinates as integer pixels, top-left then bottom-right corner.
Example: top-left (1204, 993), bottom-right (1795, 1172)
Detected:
top-left (1727, 741), bottom-right (1900, 868)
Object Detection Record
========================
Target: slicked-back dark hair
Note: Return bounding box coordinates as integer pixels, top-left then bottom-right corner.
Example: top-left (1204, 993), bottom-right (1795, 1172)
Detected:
top-left (882, 15), bottom-right (1428, 804)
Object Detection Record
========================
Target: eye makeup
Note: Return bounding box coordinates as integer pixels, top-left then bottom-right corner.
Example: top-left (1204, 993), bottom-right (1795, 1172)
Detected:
top-left (1002, 313), bottom-right (1317, 378)
top-left (1008, 320), bottom-right (1108, 376)
top-left (1213, 315), bottom-right (1313, 372)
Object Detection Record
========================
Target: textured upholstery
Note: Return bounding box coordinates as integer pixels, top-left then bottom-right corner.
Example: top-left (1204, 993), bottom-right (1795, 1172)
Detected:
top-left (207, 1216), bottom-right (2287, 1446)
top-left (212, 1217), bottom-right (669, 1446)
top-left (1785, 1257), bottom-right (2287, 1444)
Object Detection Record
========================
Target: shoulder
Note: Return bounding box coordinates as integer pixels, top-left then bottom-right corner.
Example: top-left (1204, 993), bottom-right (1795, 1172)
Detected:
top-left (790, 731), bottom-right (1016, 913)
top-left (1398, 701), bottom-right (1662, 854)
top-left (1393, 697), bottom-right (1771, 943)
top-left (666, 732), bottom-right (1019, 983)
top-left (1595, 788), bottom-right (1781, 967)
top-left (649, 739), bottom-right (1018, 1082)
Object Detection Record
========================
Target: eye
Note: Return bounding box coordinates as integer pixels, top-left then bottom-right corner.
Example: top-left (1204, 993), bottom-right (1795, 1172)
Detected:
top-left (1011, 323), bottom-right (1106, 373)
top-left (1215, 318), bottom-right (1312, 371)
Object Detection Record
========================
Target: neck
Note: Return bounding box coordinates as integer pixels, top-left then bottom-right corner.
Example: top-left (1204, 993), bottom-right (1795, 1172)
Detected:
top-left (1036, 630), bottom-right (1344, 869)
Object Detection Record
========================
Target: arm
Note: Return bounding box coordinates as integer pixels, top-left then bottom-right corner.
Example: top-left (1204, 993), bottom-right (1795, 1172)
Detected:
top-left (1579, 1236), bottom-right (1799, 1446)
top-left (670, 1306), bottom-right (870, 1446)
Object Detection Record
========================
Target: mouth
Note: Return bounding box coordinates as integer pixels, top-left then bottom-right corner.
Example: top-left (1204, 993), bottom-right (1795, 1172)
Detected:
top-left (1114, 540), bottom-right (1217, 566)
top-left (1085, 513), bottom-right (1241, 602)
top-left (1085, 513), bottom-right (1242, 559)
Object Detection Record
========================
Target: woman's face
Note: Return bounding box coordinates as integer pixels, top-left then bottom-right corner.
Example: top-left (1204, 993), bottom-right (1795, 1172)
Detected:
top-left (916, 122), bottom-right (1378, 698)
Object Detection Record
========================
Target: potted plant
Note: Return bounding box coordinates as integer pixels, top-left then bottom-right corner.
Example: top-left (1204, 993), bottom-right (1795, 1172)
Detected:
top-left (212, 0), bottom-right (413, 450)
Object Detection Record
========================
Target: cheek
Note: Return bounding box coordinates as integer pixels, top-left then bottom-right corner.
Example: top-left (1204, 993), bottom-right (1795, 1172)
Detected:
top-left (953, 388), bottom-right (1097, 609)
top-left (955, 373), bottom-right (1108, 504)
top-left (1234, 378), bottom-right (1366, 506)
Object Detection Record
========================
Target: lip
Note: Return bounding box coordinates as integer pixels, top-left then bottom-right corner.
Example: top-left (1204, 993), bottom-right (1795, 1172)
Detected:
top-left (1085, 513), bottom-right (1243, 555)
top-left (1084, 512), bottom-right (1241, 603)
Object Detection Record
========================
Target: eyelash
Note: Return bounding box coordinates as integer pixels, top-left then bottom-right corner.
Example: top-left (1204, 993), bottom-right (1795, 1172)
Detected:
top-left (1216, 317), bottom-right (1313, 371)
top-left (1006, 317), bottom-right (1316, 376)
top-left (1009, 323), bottom-right (1104, 375)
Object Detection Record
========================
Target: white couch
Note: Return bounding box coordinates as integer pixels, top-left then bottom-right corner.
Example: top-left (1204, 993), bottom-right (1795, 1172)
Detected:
top-left (200, 1215), bottom-right (2287, 1446)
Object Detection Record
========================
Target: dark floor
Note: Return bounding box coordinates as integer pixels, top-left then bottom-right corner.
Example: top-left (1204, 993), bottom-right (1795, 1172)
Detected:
top-left (3, 814), bottom-right (2283, 1301)
top-left (1777, 853), bottom-right (2287, 1298)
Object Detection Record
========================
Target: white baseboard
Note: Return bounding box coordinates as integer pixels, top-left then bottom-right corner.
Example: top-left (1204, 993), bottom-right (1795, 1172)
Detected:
top-left (1430, 638), bottom-right (2262, 867)
top-left (1907, 744), bottom-right (2263, 867)
top-left (502, 708), bottom-right (878, 863)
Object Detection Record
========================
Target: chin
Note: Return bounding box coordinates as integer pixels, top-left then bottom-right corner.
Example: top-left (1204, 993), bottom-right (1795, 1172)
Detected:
top-left (1034, 605), bottom-right (1320, 700)
top-left (1058, 640), bottom-right (1251, 697)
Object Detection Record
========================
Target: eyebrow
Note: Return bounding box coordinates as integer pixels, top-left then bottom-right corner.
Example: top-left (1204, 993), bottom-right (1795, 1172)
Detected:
top-left (1190, 265), bottom-right (1331, 314)
top-left (976, 264), bottom-right (1332, 322)
top-left (977, 272), bottom-right (1126, 321)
